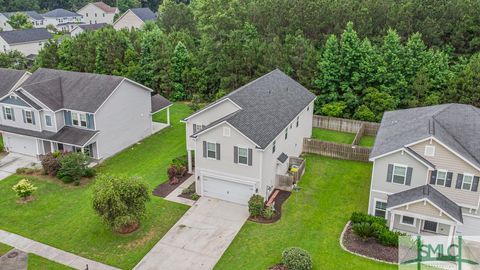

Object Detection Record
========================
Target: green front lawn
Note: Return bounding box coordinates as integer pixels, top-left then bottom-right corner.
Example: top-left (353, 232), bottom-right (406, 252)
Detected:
top-left (0, 243), bottom-right (12, 256)
top-left (0, 103), bottom-right (192, 270)
top-left (28, 254), bottom-right (74, 270)
top-left (215, 155), bottom-right (395, 270)
top-left (312, 128), bottom-right (356, 144)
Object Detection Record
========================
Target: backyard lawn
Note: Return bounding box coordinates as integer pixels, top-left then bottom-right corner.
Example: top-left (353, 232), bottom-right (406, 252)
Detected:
top-left (359, 135), bottom-right (376, 147)
top-left (0, 103), bottom-right (192, 270)
top-left (312, 128), bottom-right (376, 148)
top-left (215, 155), bottom-right (395, 270)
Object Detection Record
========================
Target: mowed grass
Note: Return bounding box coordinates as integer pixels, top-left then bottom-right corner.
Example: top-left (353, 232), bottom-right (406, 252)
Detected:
top-left (359, 135), bottom-right (376, 147)
top-left (312, 128), bottom-right (356, 144)
top-left (0, 103), bottom-right (192, 269)
top-left (215, 155), bottom-right (395, 270)
top-left (0, 242), bottom-right (12, 256)
top-left (0, 243), bottom-right (72, 269)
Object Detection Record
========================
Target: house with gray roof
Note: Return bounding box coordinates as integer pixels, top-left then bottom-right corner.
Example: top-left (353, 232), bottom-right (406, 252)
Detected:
top-left (368, 104), bottom-right (480, 239)
top-left (0, 11), bottom-right (46, 31)
top-left (113, 8), bottom-right (156, 30)
top-left (0, 68), bottom-right (171, 161)
top-left (42, 9), bottom-right (83, 31)
top-left (70, 23), bottom-right (108, 37)
top-left (183, 69), bottom-right (315, 205)
top-left (0, 28), bottom-right (52, 56)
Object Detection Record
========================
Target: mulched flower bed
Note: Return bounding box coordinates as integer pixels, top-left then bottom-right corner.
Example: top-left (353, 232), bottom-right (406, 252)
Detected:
top-left (342, 223), bottom-right (398, 263)
top-left (178, 182), bottom-right (198, 200)
top-left (152, 173), bottom-right (192, 198)
top-left (268, 264), bottom-right (287, 270)
top-left (249, 190), bottom-right (291, 224)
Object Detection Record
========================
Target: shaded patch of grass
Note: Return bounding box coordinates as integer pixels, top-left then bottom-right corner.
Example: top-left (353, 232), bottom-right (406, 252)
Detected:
top-left (311, 128), bottom-right (356, 144)
top-left (359, 135), bottom-right (376, 147)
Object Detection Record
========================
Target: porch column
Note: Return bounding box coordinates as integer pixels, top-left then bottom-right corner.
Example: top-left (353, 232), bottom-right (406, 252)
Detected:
top-left (448, 225), bottom-right (455, 245)
top-left (187, 150), bottom-right (193, 173)
top-left (389, 212), bottom-right (395, 231)
top-left (50, 141), bottom-right (54, 153)
top-left (166, 107), bottom-right (170, 126)
top-left (81, 147), bottom-right (85, 153)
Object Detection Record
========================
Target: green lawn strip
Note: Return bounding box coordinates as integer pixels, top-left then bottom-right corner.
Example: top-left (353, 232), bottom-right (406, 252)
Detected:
top-left (311, 128), bottom-right (356, 144)
top-left (28, 254), bottom-right (75, 270)
top-left (215, 155), bottom-right (395, 270)
top-left (0, 103), bottom-right (192, 270)
top-left (0, 242), bottom-right (12, 256)
top-left (358, 135), bottom-right (376, 147)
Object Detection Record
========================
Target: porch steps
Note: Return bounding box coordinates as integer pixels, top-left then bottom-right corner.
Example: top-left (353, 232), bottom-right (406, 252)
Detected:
top-left (266, 190), bottom-right (280, 207)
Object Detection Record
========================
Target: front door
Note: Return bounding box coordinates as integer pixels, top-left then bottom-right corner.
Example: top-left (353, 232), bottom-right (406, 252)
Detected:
top-left (423, 220), bottom-right (438, 233)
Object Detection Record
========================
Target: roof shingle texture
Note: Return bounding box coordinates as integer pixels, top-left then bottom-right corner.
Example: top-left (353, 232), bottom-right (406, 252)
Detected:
top-left (151, 94), bottom-right (172, 113)
top-left (20, 68), bottom-right (125, 113)
top-left (130, 8), bottom-right (156, 22)
top-left (0, 68), bottom-right (27, 97)
top-left (3, 11), bottom-right (44, 20)
top-left (371, 104), bottom-right (480, 169)
top-left (43, 9), bottom-right (81, 18)
top-left (387, 185), bottom-right (463, 223)
top-left (0, 125), bottom-right (97, 146)
top-left (0, 28), bottom-right (52, 44)
top-left (78, 23), bottom-right (107, 31)
top-left (193, 69), bottom-right (316, 149)
top-left (92, 2), bottom-right (117, 13)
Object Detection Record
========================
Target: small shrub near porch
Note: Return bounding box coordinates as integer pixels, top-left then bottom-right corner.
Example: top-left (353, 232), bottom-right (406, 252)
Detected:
top-left (39, 152), bottom-right (95, 185)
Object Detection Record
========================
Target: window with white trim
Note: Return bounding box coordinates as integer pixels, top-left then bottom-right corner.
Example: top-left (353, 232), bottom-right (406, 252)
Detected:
top-left (72, 112), bottom-right (87, 128)
top-left (238, 147), bottom-right (248, 165)
top-left (80, 114), bottom-right (87, 127)
top-left (374, 201), bottom-right (387, 218)
top-left (72, 112), bottom-right (79, 126)
top-left (463, 174), bottom-right (474, 191)
top-left (25, 110), bottom-right (33, 124)
top-left (401, 216), bottom-right (415, 226)
top-left (4, 107), bottom-right (12, 120)
top-left (45, 115), bottom-right (52, 127)
top-left (392, 164), bottom-right (407, 184)
top-left (424, 145), bottom-right (435, 157)
top-left (435, 170), bottom-right (447, 186)
top-left (207, 142), bottom-right (216, 159)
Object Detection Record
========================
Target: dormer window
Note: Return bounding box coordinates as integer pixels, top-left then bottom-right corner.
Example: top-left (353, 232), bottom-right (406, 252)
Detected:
top-left (424, 145), bottom-right (435, 157)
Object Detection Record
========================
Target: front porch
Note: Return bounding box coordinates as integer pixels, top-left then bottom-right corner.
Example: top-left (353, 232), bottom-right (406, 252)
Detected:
top-left (40, 139), bottom-right (99, 159)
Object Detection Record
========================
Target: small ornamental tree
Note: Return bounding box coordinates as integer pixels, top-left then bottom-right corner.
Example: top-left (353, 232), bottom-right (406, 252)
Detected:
top-left (92, 174), bottom-right (150, 233)
top-left (248, 194), bottom-right (264, 217)
top-left (12, 179), bottom-right (37, 200)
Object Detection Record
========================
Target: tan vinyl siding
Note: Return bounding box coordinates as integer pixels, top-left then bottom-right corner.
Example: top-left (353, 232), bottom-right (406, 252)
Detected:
top-left (410, 140), bottom-right (480, 207)
top-left (395, 201), bottom-right (454, 223)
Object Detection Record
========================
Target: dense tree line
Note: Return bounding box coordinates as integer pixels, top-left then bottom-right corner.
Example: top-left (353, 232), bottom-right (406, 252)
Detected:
top-left (1, 0), bottom-right (480, 121)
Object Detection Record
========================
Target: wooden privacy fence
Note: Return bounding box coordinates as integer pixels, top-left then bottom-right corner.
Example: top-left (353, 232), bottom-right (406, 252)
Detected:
top-left (303, 138), bottom-right (371, 162)
top-left (312, 115), bottom-right (380, 136)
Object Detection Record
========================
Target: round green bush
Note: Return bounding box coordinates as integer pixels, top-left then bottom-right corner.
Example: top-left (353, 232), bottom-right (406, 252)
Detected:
top-left (282, 247), bottom-right (312, 270)
top-left (248, 194), bottom-right (264, 217)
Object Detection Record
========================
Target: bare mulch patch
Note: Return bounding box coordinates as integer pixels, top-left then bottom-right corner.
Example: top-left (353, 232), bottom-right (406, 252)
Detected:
top-left (342, 223), bottom-right (398, 263)
top-left (249, 190), bottom-right (291, 224)
top-left (268, 264), bottom-right (287, 270)
top-left (152, 173), bottom-right (192, 198)
top-left (117, 222), bottom-right (140, 234)
top-left (16, 196), bottom-right (35, 204)
top-left (178, 182), bottom-right (199, 200)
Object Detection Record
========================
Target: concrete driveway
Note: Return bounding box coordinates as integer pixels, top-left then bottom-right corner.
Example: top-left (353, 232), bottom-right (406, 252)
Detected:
top-left (0, 153), bottom-right (37, 181)
top-left (134, 197), bottom-right (249, 270)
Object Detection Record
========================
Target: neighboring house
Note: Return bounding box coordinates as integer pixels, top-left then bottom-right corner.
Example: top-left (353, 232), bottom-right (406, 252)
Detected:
top-left (77, 2), bottom-right (119, 25)
top-left (113, 8), bottom-right (156, 30)
top-left (0, 11), bottom-right (46, 31)
top-left (0, 28), bottom-right (52, 56)
top-left (0, 68), bottom-right (172, 161)
top-left (42, 9), bottom-right (83, 31)
top-left (183, 69), bottom-right (315, 205)
top-left (368, 104), bottom-right (480, 240)
top-left (70, 23), bottom-right (107, 37)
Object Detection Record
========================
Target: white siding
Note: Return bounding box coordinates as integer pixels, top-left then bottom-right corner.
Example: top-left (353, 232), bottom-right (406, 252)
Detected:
top-left (6, 40), bottom-right (48, 56)
top-left (77, 4), bottom-right (117, 25)
top-left (0, 15), bottom-right (13, 31)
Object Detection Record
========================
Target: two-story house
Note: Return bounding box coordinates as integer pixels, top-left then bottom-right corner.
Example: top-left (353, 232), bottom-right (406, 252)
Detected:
top-left (0, 11), bottom-right (46, 31)
top-left (369, 104), bottom-right (480, 240)
top-left (77, 2), bottom-right (119, 25)
top-left (0, 28), bottom-right (52, 56)
top-left (42, 9), bottom-right (83, 32)
top-left (0, 68), bottom-right (171, 160)
top-left (113, 8), bottom-right (156, 30)
top-left (183, 69), bottom-right (315, 205)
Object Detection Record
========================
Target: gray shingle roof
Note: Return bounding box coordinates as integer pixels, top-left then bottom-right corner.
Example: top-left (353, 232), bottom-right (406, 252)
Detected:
top-left (15, 90), bottom-right (42, 110)
top-left (130, 8), bottom-right (156, 22)
top-left (43, 9), bottom-right (81, 18)
top-left (371, 104), bottom-right (480, 169)
top-left (0, 68), bottom-right (27, 97)
top-left (191, 69), bottom-right (316, 149)
top-left (0, 28), bottom-right (52, 44)
top-left (77, 23), bottom-right (107, 31)
top-left (19, 68), bottom-right (125, 113)
top-left (151, 94), bottom-right (172, 113)
top-left (3, 11), bottom-right (44, 20)
top-left (0, 125), bottom-right (97, 146)
top-left (387, 185), bottom-right (463, 223)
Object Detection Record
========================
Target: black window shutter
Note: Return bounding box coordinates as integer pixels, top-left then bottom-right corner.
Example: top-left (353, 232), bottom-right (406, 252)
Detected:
top-left (203, 141), bottom-right (207, 158)
top-left (386, 164), bottom-right (393, 182)
top-left (234, 146), bottom-right (238, 163)
top-left (2, 107), bottom-right (5, 119)
top-left (248, 148), bottom-right (253, 166)
top-left (405, 167), bottom-right (413, 186)
top-left (430, 170), bottom-right (437, 185)
top-left (455, 174), bottom-right (464, 189)
top-left (473, 176), bottom-right (479, 192)
top-left (446, 172), bottom-right (453, 187)
top-left (193, 124), bottom-right (197, 133)
top-left (216, 143), bottom-right (221, 160)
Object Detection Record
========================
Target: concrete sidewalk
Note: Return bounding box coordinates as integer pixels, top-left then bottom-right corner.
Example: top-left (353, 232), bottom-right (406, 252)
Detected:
top-left (0, 229), bottom-right (120, 270)
top-left (134, 197), bottom-right (249, 270)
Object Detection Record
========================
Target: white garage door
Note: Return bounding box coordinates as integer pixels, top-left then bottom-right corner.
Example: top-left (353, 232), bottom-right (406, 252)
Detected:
top-left (5, 135), bottom-right (37, 157)
top-left (202, 175), bottom-right (254, 205)
top-left (457, 216), bottom-right (480, 236)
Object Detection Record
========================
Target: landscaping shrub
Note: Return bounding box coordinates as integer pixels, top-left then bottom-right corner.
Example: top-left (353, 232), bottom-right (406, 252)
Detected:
top-left (352, 222), bottom-right (377, 240)
top-left (167, 165), bottom-right (178, 184)
top-left (181, 184), bottom-right (195, 195)
top-left (350, 212), bottom-right (386, 226)
top-left (248, 194), bottom-right (264, 217)
top-left (57, 152), bottom-right (90, 183)
top-left (262, 205), bottom-right (275, 220)
top-left (378, 229), bottom-right (403, 247)
top-left (12, 179), bottom-right (37, 199)
top-left (40, 152), bottom-right (62, 176)
top-left (282, 247), bottom-right (312, 270)
top-left (191, 193), bottom-right (200, 200)
top-left (172, 155), bottom-right (188, 168)
top-left (92, 174), bottom-right (150, 232)
top-left (16, 167), bottom-right (36, 175)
